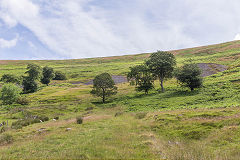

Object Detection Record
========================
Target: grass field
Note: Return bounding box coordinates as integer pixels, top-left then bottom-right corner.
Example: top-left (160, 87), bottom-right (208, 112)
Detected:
top-left (0, 40), bottom-right (240, 159)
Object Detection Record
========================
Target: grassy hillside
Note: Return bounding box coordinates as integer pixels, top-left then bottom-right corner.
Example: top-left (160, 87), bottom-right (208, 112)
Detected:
top-left (0, 41), bottom-right (240, 159)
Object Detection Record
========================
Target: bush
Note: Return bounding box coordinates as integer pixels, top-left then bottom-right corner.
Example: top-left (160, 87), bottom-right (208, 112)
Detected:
top-left (135, 112), bottom-right (147, 119)
top-left (22, 77), bottom-right (38, 93)
top-left (16, 96), bottom-right (30, 105)
top-left (53, 71), bottom-right (67, 80)
top-left (0, 83), bottom-right (21, 105)
top-left (1, 74), bottom-right (21, 84)
top-left (41, 66), bottom-right (55, 85)
top-left (0, 134), bottom-right (13, 145)
top-left (76, 116), bottom-right (83, 124)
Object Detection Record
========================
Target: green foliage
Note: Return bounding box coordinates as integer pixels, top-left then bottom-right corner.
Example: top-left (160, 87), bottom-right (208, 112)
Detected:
top-left (16, 96), bottom-right (30, 105)
top-left (22, 76), bottom-right (38, 93)
top-left (41, 66), bottom-right (55, 85)
top-left (25, 63), bottom-right (42, 80)
top-left (146, 51), bottom-right (176, 92)
top-left (0, 83), bottom-right (21, 105)
top-left (175, 63), bottom-right (203, 91)
top-left (127, 65), bottom-right (154, 94)
top-left (76, 116), bottom-right (83, 124)
top-left (53, 71), bottom-right (67, 80)
top-left (90, 73), bottom-right (118, 103)
top-left (0, 74), bottom-right (21, 84)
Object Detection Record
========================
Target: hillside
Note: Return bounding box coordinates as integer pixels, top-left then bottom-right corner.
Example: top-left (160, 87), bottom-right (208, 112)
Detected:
top-left (0, 41), bottom-right (239, 159)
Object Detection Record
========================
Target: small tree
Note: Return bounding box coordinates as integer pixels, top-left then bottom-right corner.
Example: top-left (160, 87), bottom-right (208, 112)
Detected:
top-left (90, 73), bottom-right (117, 103)
top-left (127, 65), bottom-right (154, 94)
top-left (22, 76), bottom-right (38, 93)
top-left (175, 63), bottom-right (203, 91)
top-left (41, 66), bottom-right (55, 85)
top-left (1, 74), bottom-right (21, 84)
top-left (22, 64), bottom-right (42, 93)
top-left (53, 71), bottom-right (67, 80)
top-left (0, 83), bottom-right (21, 105)
top-left (146, 51), bottom-right (176, 92)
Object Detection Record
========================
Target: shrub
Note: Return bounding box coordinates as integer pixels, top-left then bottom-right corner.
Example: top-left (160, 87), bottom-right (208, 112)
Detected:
top-left (1, 74), bottom-right (21, 84)
top-left (16, 96), bottom-right (30, 105)
top-left (38, 115), bottom-right (49, 122)
top-left (76, 116), bottom-right (83, 124)
top-left (135, 112), bottom-right (147, 119)
top-left (0, 134), bottom-right (13, 145)
top-left (0, 83), bottom-right (21, 105)
top-left (53, 71), bottom-right (67, 80)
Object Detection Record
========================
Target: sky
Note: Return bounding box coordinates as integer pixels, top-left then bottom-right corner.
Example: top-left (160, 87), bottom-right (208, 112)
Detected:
top-left (0, 0), bottom-right (240, 60)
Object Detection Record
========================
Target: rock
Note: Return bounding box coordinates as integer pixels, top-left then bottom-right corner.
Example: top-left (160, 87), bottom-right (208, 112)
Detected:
top-left (53, 119), bottom-right (57, 121)
top-left (66, 128), bottom-right (72, 131)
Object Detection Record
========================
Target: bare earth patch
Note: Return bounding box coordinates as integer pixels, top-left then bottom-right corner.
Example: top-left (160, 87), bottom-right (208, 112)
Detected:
top-left (197, 63), bottom-right (228, 77)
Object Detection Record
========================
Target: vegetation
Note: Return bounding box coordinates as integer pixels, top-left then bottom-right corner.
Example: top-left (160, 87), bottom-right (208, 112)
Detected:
top-left (127, 64), bottom-right (154, 94)
top-left (175, 62), bottom-right (203, 91)
top-left (0, 41), bottom-right (239, 159)
top-left (53, 71), bottom-right (67, 80)
top-left (0, 83), bottom-right (21, 105)
top-left (0, 74), bottom-right (21, 84)
top-left (41, 66), bottom-right (55, 85)
top-left (90, 73), bottom-right (118, 103)
top-left (146, 51), bottom-right (176, 92)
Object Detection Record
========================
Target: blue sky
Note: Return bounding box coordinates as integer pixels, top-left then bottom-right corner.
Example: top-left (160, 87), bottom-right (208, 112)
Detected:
top-left (0, 0), bottom-right (240, 60)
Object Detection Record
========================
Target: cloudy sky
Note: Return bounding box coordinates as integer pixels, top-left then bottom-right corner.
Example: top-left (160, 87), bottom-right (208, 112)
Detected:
top-left (0, 0), bottom-right (240, 60)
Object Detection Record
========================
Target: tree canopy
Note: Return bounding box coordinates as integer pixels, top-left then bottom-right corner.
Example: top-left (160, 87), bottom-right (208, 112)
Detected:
top-left (146, 51), bottom-right (176, 92)
top-left (41, 66), bottom-right (55, 85)
top-left (90, 73), bottom-right (117, 103)
top-left (127, 65), bottom-right (154, 94)
top-left (175, 63), bottom-right (203, 91)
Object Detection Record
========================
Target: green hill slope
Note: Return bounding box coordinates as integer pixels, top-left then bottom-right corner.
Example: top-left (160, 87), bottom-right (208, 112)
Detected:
top-left (0, 41), bottom-right (239, 159)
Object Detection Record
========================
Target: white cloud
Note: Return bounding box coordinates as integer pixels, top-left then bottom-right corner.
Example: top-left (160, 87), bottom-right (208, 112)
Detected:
top-left (0, 36), bottom-right (18, 48)
top-left (0, 0), bottom-right (240, 59)
top-left (234, 34), bottom-right (240, 40)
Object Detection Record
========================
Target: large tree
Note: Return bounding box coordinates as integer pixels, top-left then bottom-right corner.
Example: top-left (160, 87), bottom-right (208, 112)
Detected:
top-left (127, 65), bottom-right (154, 94)
top-left (90, 73), bottom-right (117, 103)
top-left (41, 66), bottom-right (55, 85)
top-left (22, 64), bottom-right (42, 93)
top-left (175, 63), bottom-right (203, 91)
top-left (146, 51), bottom-right (176, 92)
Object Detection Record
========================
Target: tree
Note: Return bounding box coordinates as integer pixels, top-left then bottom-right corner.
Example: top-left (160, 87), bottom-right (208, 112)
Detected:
top-left (127, 65), bottom-right (154, 94)
top-left (53, 71), bottom-right (67, 80)
top-left (175, 63), bottom-right (203, 91)
top-left (0, 74), bottom-right (21, 84)
top-left (41, 66), bottom-right (55, 85)
top-left (146, 51), bottom-right (176, 92)
top-left (90, 73), bottom-right (117, 103)
top-left (22, 76), bottom-right (38, 93)
top-left (0, 83), bottom-right (21, 105)
top-left (25, 63), bottom-right (42, 80)
top-left (22, 64), bottom-right (42, 93)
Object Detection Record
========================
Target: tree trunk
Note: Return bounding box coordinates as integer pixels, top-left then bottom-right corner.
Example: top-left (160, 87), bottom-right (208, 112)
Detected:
top-left (160, 78), bottom-right (164, 92)
top-left (102, 89), bottom-right (105, 103)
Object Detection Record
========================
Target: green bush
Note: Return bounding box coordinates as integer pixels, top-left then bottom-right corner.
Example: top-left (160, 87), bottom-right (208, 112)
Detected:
top-left (1, 74), bottom-right (21, 84)
top-left (16, 96), bottom-right (30, 105)
top-left (53, 71), bottom-right (67, 80)
top-left (76, 116), bottom-right (83, 124)
top-left (0, 83), bottom-right (21, 105)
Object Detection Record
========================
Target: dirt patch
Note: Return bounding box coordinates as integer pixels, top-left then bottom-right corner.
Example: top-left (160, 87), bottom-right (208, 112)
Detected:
top-left (198, 63), bottom-right (228, 77)
top-left (71, 75), bottom-right (128, 85)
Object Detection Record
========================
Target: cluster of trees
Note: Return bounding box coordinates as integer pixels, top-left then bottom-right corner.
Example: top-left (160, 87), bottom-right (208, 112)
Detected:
top-left (0, 64), bottom-right (67, 104)
top-left (91, 51), bottom-right (203, 103)
top-left (128, 51), bottom-right (203, 94)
